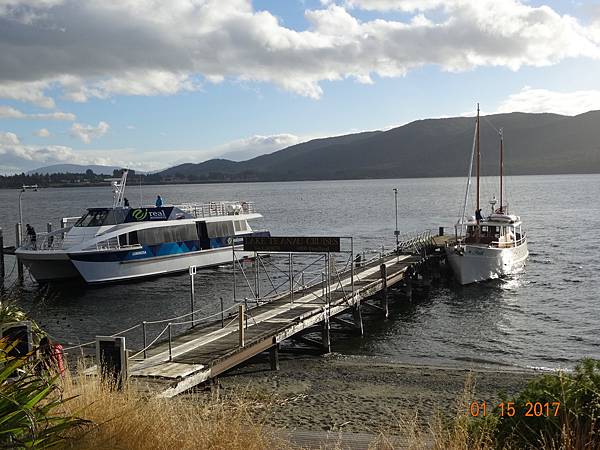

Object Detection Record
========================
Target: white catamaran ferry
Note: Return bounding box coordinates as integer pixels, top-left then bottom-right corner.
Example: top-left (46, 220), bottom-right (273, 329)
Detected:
top-left (446, 105), bottom-right (529, 285)
top-left (15, 170), bottom-right (269, 284)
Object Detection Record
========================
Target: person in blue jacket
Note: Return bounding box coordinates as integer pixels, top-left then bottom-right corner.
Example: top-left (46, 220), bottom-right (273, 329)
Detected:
top-left (155, 195), bottom-right (163, 207)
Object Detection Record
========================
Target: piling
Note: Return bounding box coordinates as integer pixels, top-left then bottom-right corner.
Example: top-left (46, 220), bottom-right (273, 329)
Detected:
top-left (321, 307), bottom-right (331, 353)
top-left (47, 222), bottom-right (52, 234)
top-left (238, 304), bottom-right (245, 347)
top-left (15, 223), bottom-right (23, 282)
top-left (0, 228), bottom-right (4, 283)
top-left (269, 344), bottom-right (280, 371)
top-left (352, 304), bottom-right (364, 336)
top-left (380, 263), bottom-right (389, 318)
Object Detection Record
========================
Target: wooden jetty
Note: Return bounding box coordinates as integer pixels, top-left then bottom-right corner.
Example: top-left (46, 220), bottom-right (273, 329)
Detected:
top-left (125, 233), bottom-right (453, 398)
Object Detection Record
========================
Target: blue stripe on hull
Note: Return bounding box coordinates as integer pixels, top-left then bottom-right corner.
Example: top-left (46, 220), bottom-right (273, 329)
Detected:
top-left (69, 240), bottom-right (201, 262)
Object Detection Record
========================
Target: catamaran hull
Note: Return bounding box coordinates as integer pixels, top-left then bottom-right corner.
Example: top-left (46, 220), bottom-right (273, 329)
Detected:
top-left (15, 250), bottom-right (81, 282)
top-left (446, 241), bottom-right (529, 285)
top-left (17, 246), bottom-right (253, 284)
top-left (70, 245), bottom-right (253, 284)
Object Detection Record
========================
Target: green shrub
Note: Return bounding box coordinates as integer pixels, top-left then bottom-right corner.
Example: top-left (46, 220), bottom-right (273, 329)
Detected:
top-left (494, 359), bottom-right (600, 449)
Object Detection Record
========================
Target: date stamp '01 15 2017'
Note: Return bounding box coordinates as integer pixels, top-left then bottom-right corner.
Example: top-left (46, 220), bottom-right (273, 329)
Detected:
top-left (468, 401), bottom-right (561, 418)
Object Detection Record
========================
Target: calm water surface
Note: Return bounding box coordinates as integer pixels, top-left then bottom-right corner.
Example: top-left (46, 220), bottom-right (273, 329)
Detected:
top-left (1, 174), bottom-right (598, 370)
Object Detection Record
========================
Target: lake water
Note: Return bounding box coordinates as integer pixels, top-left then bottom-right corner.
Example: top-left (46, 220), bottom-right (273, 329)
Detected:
top-left (1, 174), bottom-right (598, 371)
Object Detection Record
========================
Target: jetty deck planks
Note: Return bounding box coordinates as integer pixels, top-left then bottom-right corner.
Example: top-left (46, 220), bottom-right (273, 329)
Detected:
top-left (129, 235), bottom-right (453, 397)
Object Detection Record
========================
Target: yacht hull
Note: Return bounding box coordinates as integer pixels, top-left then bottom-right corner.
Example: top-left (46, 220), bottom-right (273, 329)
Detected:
top-left (445, 241), bottom-right (528, 285)
top-left (70, 245), bottom-right (253, 284)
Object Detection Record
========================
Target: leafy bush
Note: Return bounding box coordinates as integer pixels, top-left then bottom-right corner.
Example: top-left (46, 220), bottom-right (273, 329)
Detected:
top-left (0, 339), bottom-right (87, 448)
top-left (494, 359), bottom-right (600, 449)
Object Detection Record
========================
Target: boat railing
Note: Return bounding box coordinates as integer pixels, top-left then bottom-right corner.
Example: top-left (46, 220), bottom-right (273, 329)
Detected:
top-left (176, 201), bottom-right (256, 218)
top-left (490, 232), bottom-right (527, 248)
top-left (21, 227), bottom-right (72, 251)
top-left (92, 238), bottom-right (140, 251)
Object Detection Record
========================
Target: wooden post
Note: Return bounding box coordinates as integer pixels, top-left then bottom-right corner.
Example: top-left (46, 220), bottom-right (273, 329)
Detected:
top-left (352, 305), bottom-right (364, 336)
top-left (321, 307), bottom-right (331, 353)
top-left (380, 263), bottom-right (389, 318)
top-left (142, 321), bottom-right (147, 359)
top-left (168, 323), bottom-right (173, 361)
top-left (220, 297), bottom-right (225, 328)
top-left (405, 278), bottom-right (413, 302)
top-left (289, 253), bottom-right (294, 304)
top-left (0, 228), bottom-right (4, 284)
top-left (189, 266), bottom-right (196, 327)
top-left (47, 222), bottom-right (52, 234)
top-left (269, 344), bottom-right (280, 371)
top-left (15, 223), bottom-right (23, 282)
top-left (254, 252), bottom-right (259, 299)
top-left (238, 304), bottom-right (245, 347)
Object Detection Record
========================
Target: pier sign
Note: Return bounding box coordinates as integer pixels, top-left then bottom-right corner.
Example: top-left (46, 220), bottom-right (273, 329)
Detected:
top-left (243, 236), bottom-right (341, 253)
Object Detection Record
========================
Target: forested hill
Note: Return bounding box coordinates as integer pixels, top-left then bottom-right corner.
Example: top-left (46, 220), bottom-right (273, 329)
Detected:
top-left (159, 111), bottom-right (600, 181)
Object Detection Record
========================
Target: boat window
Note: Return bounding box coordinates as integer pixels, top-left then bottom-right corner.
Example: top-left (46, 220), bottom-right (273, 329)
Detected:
top-left (233, 220), bottom-right (248, 232)
top-left (74, 209), bottom-right (129, 227)
top-left (138, 224), bottom-right (198, 245)
top-left (118, 231), bottom-right (139, 246)
top-left (206, 221), bottom-right (234, 238)
top-left (75, 210), bottom-right (108, 227)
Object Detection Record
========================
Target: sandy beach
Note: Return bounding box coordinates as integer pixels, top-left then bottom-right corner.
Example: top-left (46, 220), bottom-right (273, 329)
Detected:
top-left (217, 353), bottom-right (536, 435)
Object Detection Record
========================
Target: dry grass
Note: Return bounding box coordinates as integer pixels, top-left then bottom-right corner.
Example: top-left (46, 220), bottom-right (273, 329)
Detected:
top-left (55, 363), bottom-right (294, 450)
top-left (48, 364), bottom-right (595, 450)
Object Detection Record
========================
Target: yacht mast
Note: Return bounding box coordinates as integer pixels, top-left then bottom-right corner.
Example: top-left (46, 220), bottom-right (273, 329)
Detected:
top-left (499, 128), bottom-right (504, 213)
top-left (476, 104), bottom-right (480, 215)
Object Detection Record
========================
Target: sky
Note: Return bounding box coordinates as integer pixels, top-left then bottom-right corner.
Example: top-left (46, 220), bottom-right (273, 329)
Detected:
top-left (1, 0), bottom-right (600, 174)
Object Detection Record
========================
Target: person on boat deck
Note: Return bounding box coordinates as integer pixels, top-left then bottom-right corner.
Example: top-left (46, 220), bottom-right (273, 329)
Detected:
top-left (26, 224), bottom-right (37, 248)
top-left (475, 208), bottom-right (484, 222)
top-left (155, 195), bottom-right (163, 207)
top-left (123, 197), bottom-right (130, 207)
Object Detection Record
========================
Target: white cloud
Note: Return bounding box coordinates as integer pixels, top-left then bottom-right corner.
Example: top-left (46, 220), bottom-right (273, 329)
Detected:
top-left (0, 130), bottom-right (78, 173)
top-left (34, 128), bottom-right (50, 137)
top-left (344, 0), bottom-right (449, 12)
top-left (0, 105), bottom-right (75, 120)
top-left (496, 87), bottom-right (600, 116)
top-left (0, 0), bottom-right (597, 104)
top-left (216, 133), bottom-right (302, 161)
top-left (0, 80), bottom-right (55, 108)
top-left (0, 129), bottom-right (154, 174)
top-left (70, 121), bottom-right (109, 144)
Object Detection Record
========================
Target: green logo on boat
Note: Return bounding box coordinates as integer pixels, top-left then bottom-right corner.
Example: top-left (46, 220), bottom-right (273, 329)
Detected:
top-left (132, 208), bottom-right (148, 221)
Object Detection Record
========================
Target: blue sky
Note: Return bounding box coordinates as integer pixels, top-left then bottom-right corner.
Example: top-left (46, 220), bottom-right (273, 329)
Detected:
top-left (1, 0), bottom-right (600, 173)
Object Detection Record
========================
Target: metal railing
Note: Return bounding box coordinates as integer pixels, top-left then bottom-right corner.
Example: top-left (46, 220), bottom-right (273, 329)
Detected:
top-left (20, 227), bottom-right (72, 251)
top-left (177, 201), bottom-right (256, 218)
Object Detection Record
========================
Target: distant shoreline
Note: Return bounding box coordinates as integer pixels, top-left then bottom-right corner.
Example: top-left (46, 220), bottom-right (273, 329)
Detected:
top-left (1, 170), bottom-right (598, 190)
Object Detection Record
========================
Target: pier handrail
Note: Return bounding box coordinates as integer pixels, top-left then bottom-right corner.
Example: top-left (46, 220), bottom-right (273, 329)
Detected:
top-left (128, 323), bottom-right (171, 360)
top-left (144, 304), bottom-right (238, 325)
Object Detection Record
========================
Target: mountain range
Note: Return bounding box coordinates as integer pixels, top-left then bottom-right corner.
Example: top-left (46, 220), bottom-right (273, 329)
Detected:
top-left (27, 164), bottom-right (123, 176)
top-left (159, 111), bottom-right (600, 181)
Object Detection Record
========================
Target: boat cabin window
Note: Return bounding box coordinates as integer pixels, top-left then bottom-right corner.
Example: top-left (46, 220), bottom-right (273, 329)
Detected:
top-left (206, 221), bottom-right (234, 238)
top-left (75, 208), bottom-right (127, 227)
top-left (118, 231), bottom-right (139, 247)
top-left (233, 220), bottom-right (248, 232)
top-left (137, 224), bottom-right (198, 246)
